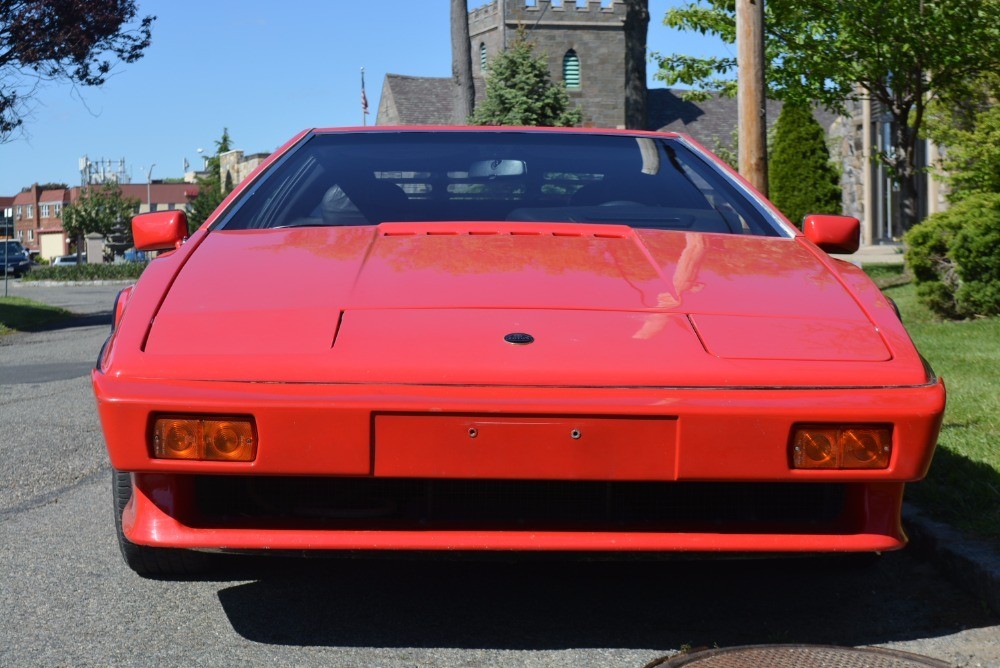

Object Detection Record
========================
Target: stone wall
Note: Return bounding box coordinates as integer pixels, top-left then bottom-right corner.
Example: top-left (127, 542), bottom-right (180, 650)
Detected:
top-left (469, 1), bottom-right (504, 79)
top-left (219, 150), bottom-right (269, 191)
top-left (831, 97), bottom-right (867, 224)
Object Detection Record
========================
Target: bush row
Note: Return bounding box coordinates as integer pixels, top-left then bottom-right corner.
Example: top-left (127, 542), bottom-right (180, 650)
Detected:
top-left (21, 262), bottom-right (149, 282)
top-left (904, 193), bottom-right (1000, 318)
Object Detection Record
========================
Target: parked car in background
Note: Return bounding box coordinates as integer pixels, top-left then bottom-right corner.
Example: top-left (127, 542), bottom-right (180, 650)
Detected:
top-left (52, 254), bottom-right (87, 266)
top-left (94, 127), bottom-right (945, 577)
top-left (1, 240), bottom-right (32, 277)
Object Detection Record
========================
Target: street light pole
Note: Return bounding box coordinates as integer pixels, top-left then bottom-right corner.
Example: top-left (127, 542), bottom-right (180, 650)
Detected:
top-left (146, 163), bottom-right (156, 212)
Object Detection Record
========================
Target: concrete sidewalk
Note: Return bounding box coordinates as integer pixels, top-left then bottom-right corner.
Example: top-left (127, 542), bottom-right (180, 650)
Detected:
top-left (832, 243), bottom-right (905, 265)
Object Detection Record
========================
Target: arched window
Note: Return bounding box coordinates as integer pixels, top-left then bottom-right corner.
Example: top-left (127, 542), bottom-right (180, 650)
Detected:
top-left (563, 49), bottom-right (580, 88)
top-left (480, 43), bottom-right (487, 71)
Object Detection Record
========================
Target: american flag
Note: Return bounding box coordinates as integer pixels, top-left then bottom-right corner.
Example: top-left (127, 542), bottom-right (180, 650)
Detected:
top-left (361, 68), bottom-right (369, 118)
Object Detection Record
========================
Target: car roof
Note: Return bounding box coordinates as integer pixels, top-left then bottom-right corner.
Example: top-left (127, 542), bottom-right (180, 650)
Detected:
top-left (308, 125), bottom-right (684, 140)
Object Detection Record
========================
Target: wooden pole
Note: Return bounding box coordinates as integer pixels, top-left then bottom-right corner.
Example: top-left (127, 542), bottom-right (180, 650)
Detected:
top-left (623, 0), bottom-right (650, 130)
top-left (736, 0), bottom-right (767, 195)
top-left (451, 0), bottom-right (475, 122)
top-left (862, 89), bottom-right (874, 245)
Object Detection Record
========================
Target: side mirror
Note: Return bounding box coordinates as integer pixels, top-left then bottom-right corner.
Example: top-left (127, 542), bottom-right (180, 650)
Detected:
top-left (133, 211), bottom-right (188, 252)
top-left (802, 214), bottom-right (860, 254)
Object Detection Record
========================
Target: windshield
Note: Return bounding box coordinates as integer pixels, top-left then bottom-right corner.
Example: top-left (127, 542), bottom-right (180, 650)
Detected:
top-left (2, 241), bottom-right (26, 255)
top-left (219, 131), bottom-right (783, 237)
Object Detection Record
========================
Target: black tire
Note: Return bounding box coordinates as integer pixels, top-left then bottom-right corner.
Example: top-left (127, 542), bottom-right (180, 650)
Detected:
top-left (112, 469), bottom-right (211, 577)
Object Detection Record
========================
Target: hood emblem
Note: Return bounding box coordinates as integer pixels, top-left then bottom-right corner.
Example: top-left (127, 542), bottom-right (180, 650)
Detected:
top-left (504, 332), bottom-right (534, 345)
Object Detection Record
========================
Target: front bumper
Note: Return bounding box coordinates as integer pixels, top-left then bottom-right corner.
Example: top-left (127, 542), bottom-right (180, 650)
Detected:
top-left (93, 373), bottom-right (945, 552)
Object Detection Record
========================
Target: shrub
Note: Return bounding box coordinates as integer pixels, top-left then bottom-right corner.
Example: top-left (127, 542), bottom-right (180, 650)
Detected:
top-left (768, 101), bottom-right (842, 227)
top-left (904, 193), bottom-right (1000, 318)
top-left (22, 262), bottom-right (148, 282)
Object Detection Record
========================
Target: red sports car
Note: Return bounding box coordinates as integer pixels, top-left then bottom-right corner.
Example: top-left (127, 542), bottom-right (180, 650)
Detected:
top-left (94, 127), bottom-right (945, 576)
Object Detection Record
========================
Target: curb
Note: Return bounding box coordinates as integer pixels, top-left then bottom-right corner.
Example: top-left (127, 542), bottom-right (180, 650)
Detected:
top-left (10, 280), bottom-right (136, 287)
top-left (903, 502), bottom-right (1000, 616)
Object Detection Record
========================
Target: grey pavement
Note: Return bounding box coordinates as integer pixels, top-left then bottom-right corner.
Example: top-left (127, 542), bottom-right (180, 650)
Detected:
top-left (832, 242), bottom-right (906, 265)
top-left (1, 283), bottom-right (998, 667)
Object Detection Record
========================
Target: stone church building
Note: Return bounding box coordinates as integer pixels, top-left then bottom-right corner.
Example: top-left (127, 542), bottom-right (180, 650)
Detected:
top-left (376, 0), bottom-right (948, 244)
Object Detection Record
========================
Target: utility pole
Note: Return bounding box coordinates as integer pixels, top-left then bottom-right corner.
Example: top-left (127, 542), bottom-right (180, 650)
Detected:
top-left (451, 0), bottom-right (475, 122)
top-left (624, 0), bottom-right (650, 130)
top-left (736, 0), bottom-right (767, 195)
top-left (146, 164), bottom-right (156, 213)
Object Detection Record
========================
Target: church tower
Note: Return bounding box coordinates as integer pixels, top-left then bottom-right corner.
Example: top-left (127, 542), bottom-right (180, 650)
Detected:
top-left (468, 1), bottom-right (627, 128)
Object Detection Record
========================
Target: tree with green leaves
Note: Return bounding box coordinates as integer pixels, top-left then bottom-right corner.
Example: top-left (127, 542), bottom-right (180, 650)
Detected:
top-left (469, 27), bottom-right (582, 127)
top-left (187, 128), bottom-right (233, 232)
top-left (924, 73), bottom-right (1000, 203)
top-left (768, 101), bottom-right (841, 227)
top-left (655, 0), bottom-right (1000, 232)
top-left (61, 183), bottom-right (139, 261)
top-left (1, 0), bottom-right (154, 141)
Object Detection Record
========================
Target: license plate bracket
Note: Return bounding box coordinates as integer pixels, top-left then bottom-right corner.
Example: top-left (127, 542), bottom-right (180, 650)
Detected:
top-left (374, 414), bottom-right (677, 480)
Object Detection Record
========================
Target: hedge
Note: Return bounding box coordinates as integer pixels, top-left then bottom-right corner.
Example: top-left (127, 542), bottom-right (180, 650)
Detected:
top-left (904, 193), bottom-right (1000, 318)
top-left (21, 262), bottom-right (149, 282)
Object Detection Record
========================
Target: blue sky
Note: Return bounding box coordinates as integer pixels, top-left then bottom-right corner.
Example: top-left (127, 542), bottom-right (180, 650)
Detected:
top-left (0, 0), bottom-right (731, 195)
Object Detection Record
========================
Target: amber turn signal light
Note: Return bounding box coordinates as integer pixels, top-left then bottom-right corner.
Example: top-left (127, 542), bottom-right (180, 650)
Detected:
top-left (153, 416), bottom-right (256, 462)
top-left (791, 425), bottom-right (891, 469)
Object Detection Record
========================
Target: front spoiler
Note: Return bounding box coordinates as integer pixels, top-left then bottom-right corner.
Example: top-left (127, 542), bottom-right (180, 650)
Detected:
top-left (123, 473), bottom-right (908, 553)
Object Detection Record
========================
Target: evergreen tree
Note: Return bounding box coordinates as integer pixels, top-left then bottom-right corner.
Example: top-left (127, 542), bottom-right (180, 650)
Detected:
top-left (187, 128), bottom-right (234, 233)
top-left (469, 28), bottom-right (582, 127)
top-left (768, 102), bottom-right (841, 227)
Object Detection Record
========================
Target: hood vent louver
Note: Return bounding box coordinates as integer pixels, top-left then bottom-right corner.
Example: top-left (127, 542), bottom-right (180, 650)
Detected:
top-left (377, 222), bottom-right (628, 240)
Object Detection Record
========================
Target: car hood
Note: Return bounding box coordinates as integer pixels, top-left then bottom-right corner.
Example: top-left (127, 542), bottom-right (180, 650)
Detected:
top-left (136, 223), bottom-right (921, 386)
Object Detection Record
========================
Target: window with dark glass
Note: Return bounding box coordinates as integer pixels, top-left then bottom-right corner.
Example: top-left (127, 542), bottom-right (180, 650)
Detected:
top-left (217, 131), bottom-right (782, 237)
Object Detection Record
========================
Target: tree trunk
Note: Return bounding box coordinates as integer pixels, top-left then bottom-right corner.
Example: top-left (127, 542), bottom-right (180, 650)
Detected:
top-left (624, 0), bottom-right (649, 130)
top-left (451, 0), bottom-right (475, 122)
top-left (892, 113), bottom-right (920, 233)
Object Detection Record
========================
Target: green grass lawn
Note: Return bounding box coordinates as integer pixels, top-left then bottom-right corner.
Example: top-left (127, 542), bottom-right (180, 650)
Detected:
top-left (867, 265), bottom-right (1000, 543)
top-left (0, 296), bottom-right (72, 335)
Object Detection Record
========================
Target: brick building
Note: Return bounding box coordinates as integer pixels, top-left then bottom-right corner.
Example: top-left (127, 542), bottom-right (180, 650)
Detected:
top-left (0, 196), bottom-right (13, 239)
top-left (11, 182), bottom-right (198, 259)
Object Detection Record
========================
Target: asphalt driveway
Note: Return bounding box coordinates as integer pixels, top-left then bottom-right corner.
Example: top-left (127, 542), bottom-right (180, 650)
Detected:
top-left (1, 283), bottom-right (997, 667)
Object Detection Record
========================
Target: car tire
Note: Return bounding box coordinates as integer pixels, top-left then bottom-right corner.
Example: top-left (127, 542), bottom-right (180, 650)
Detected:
top-left (112, 469), bottom-right (211, 577)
